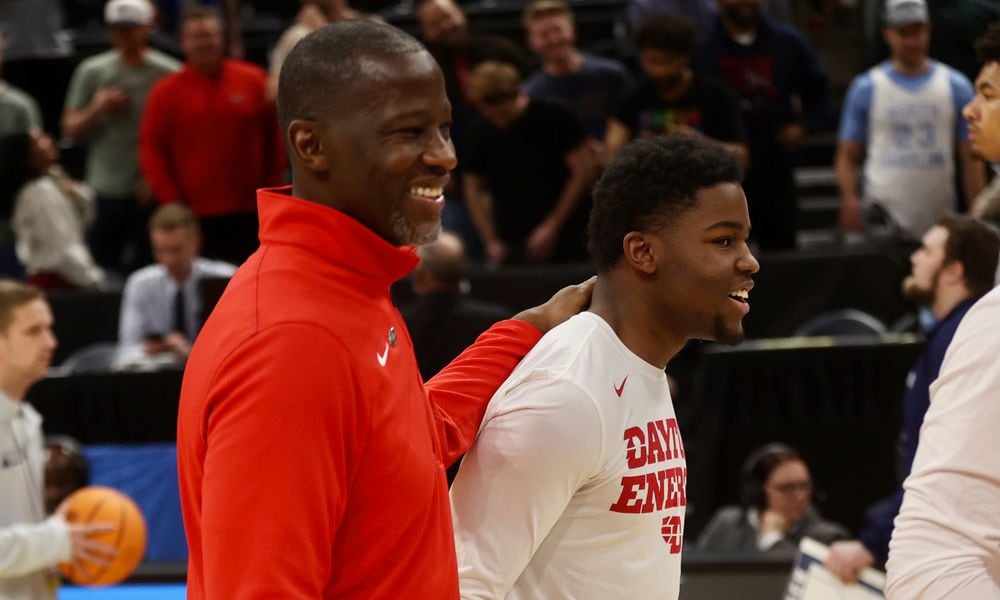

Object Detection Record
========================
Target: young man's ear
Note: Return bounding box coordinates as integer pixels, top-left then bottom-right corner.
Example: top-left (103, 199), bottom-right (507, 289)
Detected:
top-left (287, 120), bottom-right (328, 173)
top-left (622, 231), bottom-right (660, 275)
top-left (941, 259), bottom-right (966, 287)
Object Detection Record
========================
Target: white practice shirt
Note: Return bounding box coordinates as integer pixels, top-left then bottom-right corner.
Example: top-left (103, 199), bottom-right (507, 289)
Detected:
top-left (451, 311), bottom-right (686, 599)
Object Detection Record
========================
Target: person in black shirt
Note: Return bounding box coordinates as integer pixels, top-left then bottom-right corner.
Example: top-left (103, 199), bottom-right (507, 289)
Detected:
top-left (463, 61), bottom-right (597, 266)
top-left (607, 15), bottom-right (747, 164)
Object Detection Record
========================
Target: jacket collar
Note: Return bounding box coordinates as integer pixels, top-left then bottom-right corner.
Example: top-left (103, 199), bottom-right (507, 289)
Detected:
top-left (257, 186), bottom-right (419, 286)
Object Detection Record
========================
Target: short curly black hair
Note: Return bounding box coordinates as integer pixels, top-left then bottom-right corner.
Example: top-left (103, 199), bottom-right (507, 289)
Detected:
top-left (975, 22), bottom-right (1000, 65)
top-left (587, 135), bottom-right (743, 272)
top-left (634, 15), bottom-right (697, 57)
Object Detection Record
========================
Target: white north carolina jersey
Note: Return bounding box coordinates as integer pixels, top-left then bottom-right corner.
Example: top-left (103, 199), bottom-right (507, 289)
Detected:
top-left (864, 61), bottom-right (957, 240)
top-left (451, 311), bottom-right (686, 599)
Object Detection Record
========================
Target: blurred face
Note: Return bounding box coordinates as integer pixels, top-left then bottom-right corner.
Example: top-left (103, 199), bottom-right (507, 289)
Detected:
top-left (417, 0), bottom-right (467, 46)
top-left (640, 48), bottom-right (687, 91)
top-left (27, 130), bottom-right (58, 173)
top-left (152, 226), bottom-right (199, 282)
top-left (883, 22), bottom-right (930, 68)
top-left (653, 183), bottom-right (759, 345)
top-left (308, 52), bottom-right (456, 246)
top-left (527, 13), bottom-right (576, 61)
top-left (763, 459), bottom-right (812, 523)
top-left (108, 24), bottom-right (150, 55)
top-left (181, 16), bottom-right (224, 73)
top-left (0, 299), bottom-right (57, 390)
top-left (717, 0), bottom-right (760, 28)
top-left (964, 61), bottom-right (1000, 161)
top-left (902, 224), bottom-right (947, 305)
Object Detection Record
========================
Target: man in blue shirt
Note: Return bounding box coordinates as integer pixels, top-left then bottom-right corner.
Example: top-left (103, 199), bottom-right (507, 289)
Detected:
top-left (824, 214), bottom-right (999, 582)
top-left (836, 0), bottom-right (984, 242)
top-left (521, 0), bottom-right (632, 141)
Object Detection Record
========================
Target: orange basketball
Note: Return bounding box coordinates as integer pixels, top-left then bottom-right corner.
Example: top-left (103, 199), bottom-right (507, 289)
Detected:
top-left (57, 486), bottom-right (148, 586)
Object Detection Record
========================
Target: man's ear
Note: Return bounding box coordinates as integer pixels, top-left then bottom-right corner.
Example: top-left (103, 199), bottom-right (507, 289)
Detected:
top-left (941, 259), bottom-right (966, 287)
top-left (287, 120), bottom-right (328, 173)
top-left (622, 231), bottom-right (660, 275)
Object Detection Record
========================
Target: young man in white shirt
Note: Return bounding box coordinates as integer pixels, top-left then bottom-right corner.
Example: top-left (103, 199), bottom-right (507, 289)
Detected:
top-left (450, 134), bottom-right (759, 599)
top-left (886, 23), bottom-right (1000, 599)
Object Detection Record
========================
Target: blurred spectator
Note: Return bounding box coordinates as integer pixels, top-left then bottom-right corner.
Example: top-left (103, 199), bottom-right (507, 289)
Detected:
top-left (463, 62), bottom-right (595, 265)
top-left (401, 231), bottom-right (510, 380)
top-left (0, 0), bottom-right (75, 134)
top-left (836, 0), bottom-right (984, 242)
top-left (824, 215), bottom-right (999, 582)
top-left (153, 0), bottom-right (243, 58)
top-left (521, 0), bottom-right (632, 140)
top-left (267, 0), bottom-right (384, 102)
top-left (62, 0), bottom-right (182, 278)
top-left (416, 0), bottom-right (533, 256)
top-left (697, 443), bottom-right (849, 553)
top-left (695, 0), bottom-right (832, 250)
top-left (139, 7), bottom-right (285, 266)
top-left (0, 131), bottom-right (105, 291)
top-left (0, 34), bottom-right (42, 138)
top-left (43, 435), bottom-right (89, 516)
top-left (606, 15), bottom-right (747, 164)
top-left (116, 203), bottom-right (235, 370)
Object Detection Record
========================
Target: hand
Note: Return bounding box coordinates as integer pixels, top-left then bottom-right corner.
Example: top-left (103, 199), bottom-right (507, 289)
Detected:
top-left (776, 122), bottom-right (806, 148)
top-left (824, 540), bottom-right (875, 584)
top-left (161, 332), bottom-right (192, 357)
top-left (94, 87), bottom-right (129, 113)
top-left (759, 509), bottom-right (788, 537)
top-left (840, 200), bottom-right (865, 233)
top-left (485, 239), bottom-right (508, 267)
top-left (513, 276), bottom-right (596, 334)
top-left (524, 221), bottom-right (559, 262)
top-left (56, 504), bottom-right (116, 569)
top-left (135, 180), bottom-right (154, 207)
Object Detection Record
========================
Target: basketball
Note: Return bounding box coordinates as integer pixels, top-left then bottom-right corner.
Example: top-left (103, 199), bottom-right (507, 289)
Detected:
top-left (57, 486), bottom-right (148, 586)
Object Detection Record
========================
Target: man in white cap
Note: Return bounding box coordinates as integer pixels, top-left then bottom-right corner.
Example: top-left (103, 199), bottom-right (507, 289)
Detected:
top-left (61, 0), bottom-right (181, 277)
top-left (836, 0), bottom-right (985, 243)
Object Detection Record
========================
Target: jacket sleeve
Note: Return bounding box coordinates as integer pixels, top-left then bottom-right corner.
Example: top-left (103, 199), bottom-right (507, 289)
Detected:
top-left (198, 324), bottom-right (369, 599)
top-left (450, 377), bottom-right (602, 599)
top-left (424, 319), bottom-right (541, 467)
top-left (138, 81), bottom-right (182, 204)
top-left (0, 516), bottom-right (72, 578)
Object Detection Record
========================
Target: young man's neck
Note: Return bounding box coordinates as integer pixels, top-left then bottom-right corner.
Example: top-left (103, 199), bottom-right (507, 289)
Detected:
top-left (0, 378), bottom-right (32, 402)
top-left (891, 55), bottom-right (930, 77)
top-left (589, 275), bottom-right (684, 369)
top-left (658, 69), bottom-right (694, 101)
top-left (931, 286), bottom-right (972, 321)
top-left (118, 46), bottom-right (147, 67)
top-left (544, 49), bottom-right (583, 77)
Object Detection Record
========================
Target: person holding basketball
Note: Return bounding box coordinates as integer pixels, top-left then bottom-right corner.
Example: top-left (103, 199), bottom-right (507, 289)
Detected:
top-left (176, 20), bottom-right (594, 600)
top-left (0, 281), bottom-right (113, 600)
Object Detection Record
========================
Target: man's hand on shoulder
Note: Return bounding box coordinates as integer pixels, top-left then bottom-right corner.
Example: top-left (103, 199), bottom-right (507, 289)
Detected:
top-left (513, 276), bottom-right (596, 334)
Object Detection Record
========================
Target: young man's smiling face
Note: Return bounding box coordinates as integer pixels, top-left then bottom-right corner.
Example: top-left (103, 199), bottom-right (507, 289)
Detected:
top-left (964, 61), bottom-right (1000, 162)
top-left (651, 182), bottom-right (758, 345)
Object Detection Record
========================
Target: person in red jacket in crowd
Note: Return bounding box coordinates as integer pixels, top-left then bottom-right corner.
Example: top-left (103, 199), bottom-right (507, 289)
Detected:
top-left (175, 20), bottom-right (594, 600)
top-left (139, 6), bottom-right (285, 266)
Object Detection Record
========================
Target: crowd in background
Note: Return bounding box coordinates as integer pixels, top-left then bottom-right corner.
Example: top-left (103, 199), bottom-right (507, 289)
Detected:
top-left (2, 0), bottom-right (1000, 577)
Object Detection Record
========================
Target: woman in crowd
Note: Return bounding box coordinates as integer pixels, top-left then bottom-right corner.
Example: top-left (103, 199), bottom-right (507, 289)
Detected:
top-left (0, 130), bottom-right (105, 291)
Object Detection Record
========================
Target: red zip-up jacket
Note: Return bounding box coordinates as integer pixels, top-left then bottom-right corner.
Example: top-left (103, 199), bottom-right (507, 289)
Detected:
top-left (177, 187), bottom-right (540, 598)
top-left (139, 60), bottom-right (285, 216)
